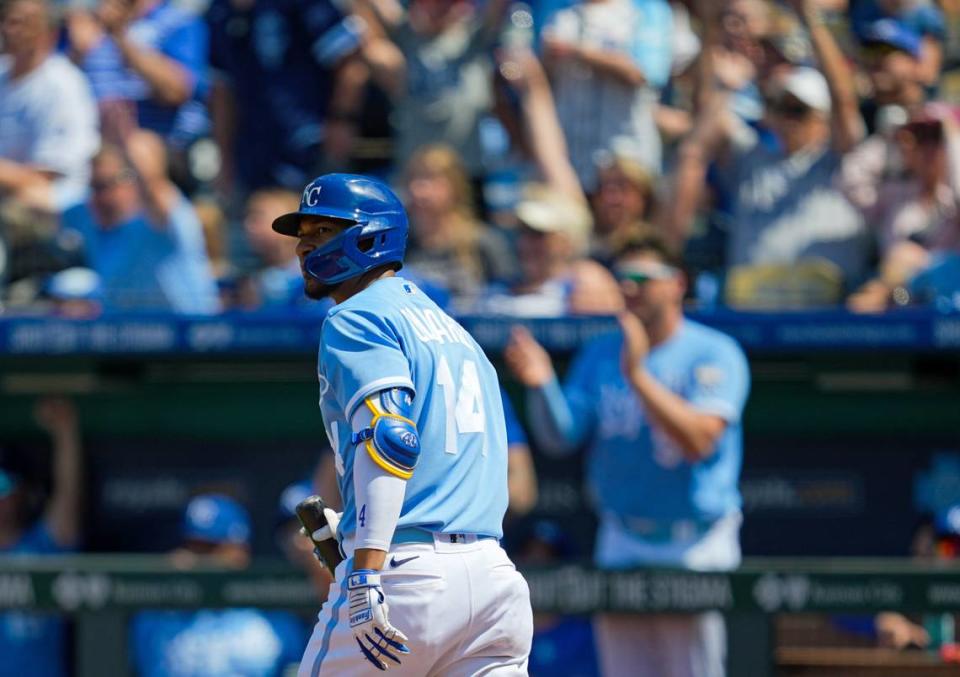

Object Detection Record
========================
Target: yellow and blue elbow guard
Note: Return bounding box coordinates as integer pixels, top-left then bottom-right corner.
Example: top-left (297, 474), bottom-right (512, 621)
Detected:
top-left (351, 388), bottom-right (420, 480)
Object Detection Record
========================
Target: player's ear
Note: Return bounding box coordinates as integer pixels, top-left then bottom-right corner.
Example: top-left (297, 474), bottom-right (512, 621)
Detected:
top-left (675, 270), bottom-right (688, 300)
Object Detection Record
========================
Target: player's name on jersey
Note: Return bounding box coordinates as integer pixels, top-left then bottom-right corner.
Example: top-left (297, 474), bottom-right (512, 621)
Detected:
top-left (400, 308), bottom-right (478, 353)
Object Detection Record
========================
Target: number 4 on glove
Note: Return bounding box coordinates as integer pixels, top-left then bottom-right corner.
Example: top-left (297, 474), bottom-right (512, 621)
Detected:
top-left (347, 570), bottom-right (411, 670)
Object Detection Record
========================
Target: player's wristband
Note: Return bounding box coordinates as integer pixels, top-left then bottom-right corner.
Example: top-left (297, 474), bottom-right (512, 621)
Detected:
top-left (347, 569), bottom-right (381, 589)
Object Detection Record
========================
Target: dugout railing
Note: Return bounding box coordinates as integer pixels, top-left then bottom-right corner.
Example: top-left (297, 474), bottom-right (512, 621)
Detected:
top-left (1, 556), bottom-right (959, 676)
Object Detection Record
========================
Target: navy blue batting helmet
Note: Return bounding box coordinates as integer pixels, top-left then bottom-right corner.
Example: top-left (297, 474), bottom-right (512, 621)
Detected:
top-left (272, 173), bottom-right (408, 285)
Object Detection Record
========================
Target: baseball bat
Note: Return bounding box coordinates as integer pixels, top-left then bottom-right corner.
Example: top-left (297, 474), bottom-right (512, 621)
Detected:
top-left (295, 495), bottom-right (344, 575)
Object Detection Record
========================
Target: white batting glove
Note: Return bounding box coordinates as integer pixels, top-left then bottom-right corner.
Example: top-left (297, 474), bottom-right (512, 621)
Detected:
top-left (347, 569), bottom-right (411, 671)
top-left (299, 508), bottom-right (341, 542)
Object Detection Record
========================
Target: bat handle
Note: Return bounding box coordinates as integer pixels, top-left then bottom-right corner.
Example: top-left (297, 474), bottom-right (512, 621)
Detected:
top-left (295, 495), bottom-right (344, 576)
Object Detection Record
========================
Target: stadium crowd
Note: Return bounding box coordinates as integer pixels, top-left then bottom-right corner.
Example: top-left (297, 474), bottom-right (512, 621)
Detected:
top-left (2, 0), bottom-right (960, 315)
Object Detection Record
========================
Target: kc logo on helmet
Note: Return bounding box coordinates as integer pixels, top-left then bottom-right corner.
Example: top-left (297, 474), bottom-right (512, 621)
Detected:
top-left (303, 185), bottom-right (323, 207)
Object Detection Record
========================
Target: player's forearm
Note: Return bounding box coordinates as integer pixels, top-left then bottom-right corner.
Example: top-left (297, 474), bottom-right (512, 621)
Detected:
top-left (625, 368), bottom-right (723, 461)
top-left (526, 379), bottom-right (587, 455)
top-left (352, 446), bottom-right (407, 556)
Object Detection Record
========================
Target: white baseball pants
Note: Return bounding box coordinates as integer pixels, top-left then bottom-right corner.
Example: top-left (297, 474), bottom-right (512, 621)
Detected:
top-left (593, 512), bottom-right (742, 677)
top-left (299, 534), bottom-right (533, 677)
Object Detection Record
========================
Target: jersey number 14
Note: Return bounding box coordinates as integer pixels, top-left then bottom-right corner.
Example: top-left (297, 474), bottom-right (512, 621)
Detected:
top-left (436, 357), bottom-right (487, 456)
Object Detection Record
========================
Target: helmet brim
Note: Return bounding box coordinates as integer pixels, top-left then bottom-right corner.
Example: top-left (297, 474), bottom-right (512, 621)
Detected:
top-left (271, 212), bottom-right (303, 236)
top-left (271, 208), bottom-right (363, 237)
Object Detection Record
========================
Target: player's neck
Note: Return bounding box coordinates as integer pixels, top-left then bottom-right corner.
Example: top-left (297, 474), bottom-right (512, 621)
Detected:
top-left (330, 269), bottom-right (397, 305)
top-left (646, 307), bottom-right (682, 347)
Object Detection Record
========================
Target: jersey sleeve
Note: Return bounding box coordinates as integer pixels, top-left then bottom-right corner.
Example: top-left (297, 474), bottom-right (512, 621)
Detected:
top-left (687, 336), bottom-right (750, 423)
top-left (321, 309), bottom-right (414, 418)
top-left (562, 338), bottom-right (603, 432)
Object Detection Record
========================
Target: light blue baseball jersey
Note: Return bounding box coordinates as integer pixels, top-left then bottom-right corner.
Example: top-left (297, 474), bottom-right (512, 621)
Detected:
top-left (318, 276), bottom-right (509, 541)
top-left (558, 319), bottom-right (749, 522)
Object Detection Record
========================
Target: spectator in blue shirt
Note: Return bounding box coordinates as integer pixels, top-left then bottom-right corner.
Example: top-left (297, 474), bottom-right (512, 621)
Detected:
top-left (849, 0), bottom-right (946, 85)
top-left (206, 0), bottom-right (364, 196)
top-left (62, 130), bottom-right (220, 313)
top-left (132, 494), bottom-right (308, 677)
top-left (65, 0), bottom-right (209, 149)
top-left (0, 398), bottom-right (84, 677)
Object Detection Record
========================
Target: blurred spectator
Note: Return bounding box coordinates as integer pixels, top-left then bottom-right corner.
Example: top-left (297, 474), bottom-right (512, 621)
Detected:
top-left (472, 183), bottom-right (623, 316)
top-left (590, 150), bottom-right (657, 268)
top-left (61, 130), bottom-right (220, 313)
top-left (502, 387), bottom-right (538, 519)
top-left (0, 397), bottom-right (83, 677)
top-left (403, 144), bottom-right (518, 309)
top-left (132, 494), bottom-right (307, 677)
top-left (506, 236), bottom-right (749, 677)
top-left (675, 0), bottom-right (869, 304)
top-left (206, 0), bottom-right (364, 196)
top-left (907, 249), bottom-right (960, 308)
top-left (0, 0), bottom-right (99, 211)
top-left (237, 188), bottom-right (305, 309)
top-left (541, 0), bottom-right (673, 188)
top-left (356, 0), bottom-right (510, 181)
top-left (844, 103), bottom-right (960, 311)
top-left (192, 197), bottom-right (230, 283)
top-left (43, 267), bottom-right (103, 317)
top-left (850, 0), bottom-right (946, 85)
top-left (0, 198), bottom-right (85, 308)
top-left (835, 503), bottom-right (960, 657)
top-left (857, 18), bottom-right (927, 131)
top-left (514, 519), bottom-right (600, 677)
top-left (66, 0), bottom-right (208, 150)
top-left (491, 42), bottom-right (585, 222)
top-left (275, 479), bottom-right (334, 601)
top-left (669, 0), bottom-right (702, 77)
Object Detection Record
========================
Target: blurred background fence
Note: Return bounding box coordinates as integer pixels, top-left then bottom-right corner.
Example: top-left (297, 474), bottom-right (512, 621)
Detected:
top-left (3, 556), bottom-right (960, 676)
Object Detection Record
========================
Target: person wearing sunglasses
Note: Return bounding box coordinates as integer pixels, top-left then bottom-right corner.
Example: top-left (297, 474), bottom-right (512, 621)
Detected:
top-left (673, 0), bottom-right (869, 299)
top-left (59, 130), bottom-right (220, 313)
top-left (505, 235), bottom-right (749, 677)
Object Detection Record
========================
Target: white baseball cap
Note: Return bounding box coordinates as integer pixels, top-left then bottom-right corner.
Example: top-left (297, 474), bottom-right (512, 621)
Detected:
top-left (779, 67), bottom-right (832, 114)
top-left (515, 184), bottom-right (592, 245)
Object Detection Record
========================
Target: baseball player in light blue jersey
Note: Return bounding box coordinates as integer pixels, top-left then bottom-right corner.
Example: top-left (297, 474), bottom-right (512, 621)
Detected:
top-left (272, 173), bottom-right (533, 675)
top-left (506, 235), bottom-right (749, 677)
